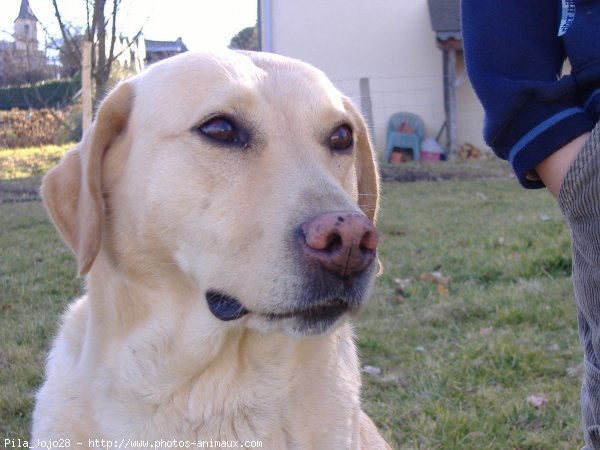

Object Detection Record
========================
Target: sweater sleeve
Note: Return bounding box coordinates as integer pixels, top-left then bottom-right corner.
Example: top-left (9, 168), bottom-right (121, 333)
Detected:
top-left (461, 0), bottom-right (594, 188)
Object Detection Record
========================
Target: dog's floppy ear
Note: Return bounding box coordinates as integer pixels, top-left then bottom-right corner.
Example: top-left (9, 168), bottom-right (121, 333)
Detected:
top-left (344, 98), bottom-right (380, 223)
top-left (41, 82), bottom-right (134, 276)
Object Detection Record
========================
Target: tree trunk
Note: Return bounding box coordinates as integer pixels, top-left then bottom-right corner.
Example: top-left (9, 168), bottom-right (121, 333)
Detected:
top-left (92, 0), bottom-right (108, 101)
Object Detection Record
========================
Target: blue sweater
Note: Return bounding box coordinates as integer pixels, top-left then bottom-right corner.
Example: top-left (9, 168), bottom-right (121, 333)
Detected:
top-left (461, 0), bottom-right (600, 188)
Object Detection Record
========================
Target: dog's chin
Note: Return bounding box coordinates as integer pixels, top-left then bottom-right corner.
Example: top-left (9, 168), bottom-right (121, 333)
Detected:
top-left (206, 290), bottom-right (355, 337)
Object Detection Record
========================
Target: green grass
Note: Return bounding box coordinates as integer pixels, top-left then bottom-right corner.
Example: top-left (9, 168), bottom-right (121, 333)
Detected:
top-left (0, 201), bottom-right (82, 438)
top-left (359, 179), bottom-right (581, 449)
top-left (0, 152), bottom-right (584, 449)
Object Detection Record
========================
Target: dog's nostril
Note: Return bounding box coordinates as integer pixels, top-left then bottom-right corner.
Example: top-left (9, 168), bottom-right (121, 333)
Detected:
top-left (325, 233), bottom-right (342, 252)
top-left (303, 225), bottom-right (340, 252)
top-left (360, 229), bottom-right (379, 252)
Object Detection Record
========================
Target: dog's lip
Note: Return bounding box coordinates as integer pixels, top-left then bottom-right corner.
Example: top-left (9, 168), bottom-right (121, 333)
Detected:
top-left (264, 298), bottom-right (351, 321)
top-left (206, 290), bottom-right (351, 323)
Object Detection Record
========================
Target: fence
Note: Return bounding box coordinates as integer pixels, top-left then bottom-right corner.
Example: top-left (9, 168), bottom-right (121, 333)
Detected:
top-left (331, 74), bottom-right (486, 159)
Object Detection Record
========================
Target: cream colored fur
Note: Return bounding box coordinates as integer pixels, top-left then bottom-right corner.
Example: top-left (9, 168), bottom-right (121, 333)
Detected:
top-left (32, 50), bottom-right (390, 449)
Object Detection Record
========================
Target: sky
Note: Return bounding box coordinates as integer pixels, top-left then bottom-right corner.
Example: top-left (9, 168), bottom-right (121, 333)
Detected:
top-left (0, 0), bottom-right (258, 51)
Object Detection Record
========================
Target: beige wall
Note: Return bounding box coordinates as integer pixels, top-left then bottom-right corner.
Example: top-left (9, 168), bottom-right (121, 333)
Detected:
top-left (261, 0), bottom-right (486, 156)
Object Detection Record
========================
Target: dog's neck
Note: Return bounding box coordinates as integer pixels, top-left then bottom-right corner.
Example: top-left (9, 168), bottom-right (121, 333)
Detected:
top-left (76, 253), bottom-right (362, 442)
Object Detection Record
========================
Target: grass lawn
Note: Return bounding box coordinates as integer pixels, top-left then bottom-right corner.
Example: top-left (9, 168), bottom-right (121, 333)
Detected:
top-left (0, 148), bottom-right (584, 449)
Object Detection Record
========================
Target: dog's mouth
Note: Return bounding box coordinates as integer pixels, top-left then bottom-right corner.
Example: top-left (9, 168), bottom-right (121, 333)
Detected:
top-left (265, 297), bottom-right (350, 322)
top-left (206, 290), bottom-right (351, 326)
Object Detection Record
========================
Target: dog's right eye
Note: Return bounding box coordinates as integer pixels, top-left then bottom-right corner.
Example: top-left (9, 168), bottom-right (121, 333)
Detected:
top-left (329, 124), bottom-right (354, 152)
top-left (197, 117), bottom-right (249, 147)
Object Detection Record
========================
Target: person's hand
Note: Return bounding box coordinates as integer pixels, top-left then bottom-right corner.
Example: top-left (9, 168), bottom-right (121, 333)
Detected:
top-left (535, 132), bottom-right (590, 198)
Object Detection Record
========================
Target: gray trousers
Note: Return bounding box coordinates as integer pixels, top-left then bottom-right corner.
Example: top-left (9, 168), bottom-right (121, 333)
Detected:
top-left (559, 121), bottom-right (600, 449)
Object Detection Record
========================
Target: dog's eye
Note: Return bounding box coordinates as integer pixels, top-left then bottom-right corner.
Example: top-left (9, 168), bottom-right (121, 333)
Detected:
top-left (198, 117), bottom-right (249, 146)
top-left (329, 125), bottom-right (353, 151)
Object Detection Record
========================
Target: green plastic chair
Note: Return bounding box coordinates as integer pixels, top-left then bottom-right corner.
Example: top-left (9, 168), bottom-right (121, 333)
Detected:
top-left (384, 112), bottom-right (425, 162)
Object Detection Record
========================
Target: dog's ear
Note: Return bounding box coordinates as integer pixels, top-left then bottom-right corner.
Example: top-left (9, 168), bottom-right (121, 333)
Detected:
top-left (344, 98), bottom-right (380, 223)
top-left (41, 82), bottom-right (134, 276)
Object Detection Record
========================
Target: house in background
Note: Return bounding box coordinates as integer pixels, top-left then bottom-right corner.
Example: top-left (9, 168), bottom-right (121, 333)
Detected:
top-left (110, 37), bottom-right (189, 73)
top-left (144, 38), bottom-right (188, 65)
top-left (258, 0), bottom-right (486, 158)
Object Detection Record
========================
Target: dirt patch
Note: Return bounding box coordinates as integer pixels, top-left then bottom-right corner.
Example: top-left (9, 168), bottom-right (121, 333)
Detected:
top-left (0, 181), bottom-right (40, 203)
top-left (379, 161), bottom-right (514, 183)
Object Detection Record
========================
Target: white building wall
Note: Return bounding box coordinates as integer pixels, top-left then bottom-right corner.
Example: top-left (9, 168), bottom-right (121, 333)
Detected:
top-left (261, 0), bottom-right (486, 156)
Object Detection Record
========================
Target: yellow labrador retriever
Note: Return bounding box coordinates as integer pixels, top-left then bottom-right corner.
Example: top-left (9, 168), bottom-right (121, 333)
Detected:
top-left (33, 50), bottom-right (390, 449)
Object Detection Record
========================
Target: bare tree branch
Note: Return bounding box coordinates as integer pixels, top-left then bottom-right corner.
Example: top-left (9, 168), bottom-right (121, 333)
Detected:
top-left (92, 25), bottom-right (144, 79)
top-left (108, 0), bottom-right (118, 72)
top-left (28, 85), bottom-right (76, 133)
top-left (52, 0), bottom-right (82, 61)
top-left (18, 0), bottom-right (145, 104)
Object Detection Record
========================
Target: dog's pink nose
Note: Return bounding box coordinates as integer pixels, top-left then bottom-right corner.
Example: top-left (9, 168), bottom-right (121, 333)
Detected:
top-left (300, 211), bottom-right (378, 278)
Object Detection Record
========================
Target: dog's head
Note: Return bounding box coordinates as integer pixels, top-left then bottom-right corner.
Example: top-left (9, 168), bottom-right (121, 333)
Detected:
top-left (42, 50), bottom-right (380, 337)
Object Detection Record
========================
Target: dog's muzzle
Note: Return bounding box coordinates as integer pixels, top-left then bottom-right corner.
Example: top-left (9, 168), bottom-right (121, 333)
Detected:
top-left (206, 211), bottom-right (379, 334)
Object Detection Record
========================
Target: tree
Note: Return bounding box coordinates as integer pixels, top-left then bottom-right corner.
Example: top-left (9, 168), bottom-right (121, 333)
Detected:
top-left (229, 26), bottom-right (259, 51)
top-left (56, 30), bottom-right (85, 78)
top-left (0, 49), bottom-right (54, 87)
top-left (52, 0), bottom-right (143, 102)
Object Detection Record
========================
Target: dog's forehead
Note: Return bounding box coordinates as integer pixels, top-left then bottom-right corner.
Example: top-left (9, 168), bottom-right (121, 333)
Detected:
top-left (132, 51), bottom-right (346, 125)
top-left (135, 51), bottom-right (264, 101)
top-left (247, 52), bottom-right (344, 103)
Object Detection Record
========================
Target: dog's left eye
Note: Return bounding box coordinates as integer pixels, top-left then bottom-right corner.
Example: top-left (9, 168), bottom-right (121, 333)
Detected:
top-left (198, 117), bottom-right (249, 147)
top-left (329, 125), bottom-right (353, 151)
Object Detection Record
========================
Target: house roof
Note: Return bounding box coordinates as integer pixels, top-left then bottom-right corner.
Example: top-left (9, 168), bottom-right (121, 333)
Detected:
top-left (145, 38), bottom-right (188, 54)
top-left (427, 0), bottom-right (461, 40)
top-left (16, 0), bottom-right (37, 22)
